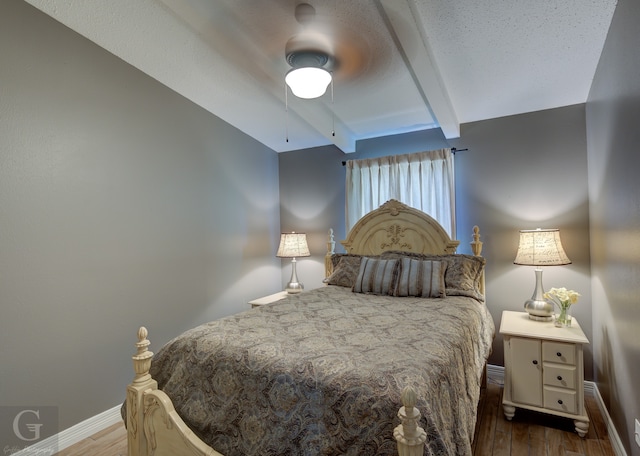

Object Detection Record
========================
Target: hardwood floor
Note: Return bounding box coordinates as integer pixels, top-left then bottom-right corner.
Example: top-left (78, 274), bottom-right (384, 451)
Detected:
top-left (472, 381), bottom-right (616, 456)
top-left (56, 382), bottom-right (616, 456)
top-left (55, 422), bottom-right (127, 456)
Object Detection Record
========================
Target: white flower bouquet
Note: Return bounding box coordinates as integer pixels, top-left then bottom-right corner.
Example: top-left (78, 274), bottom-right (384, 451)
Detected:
top-left (544, 287), bottom-right (580, 327)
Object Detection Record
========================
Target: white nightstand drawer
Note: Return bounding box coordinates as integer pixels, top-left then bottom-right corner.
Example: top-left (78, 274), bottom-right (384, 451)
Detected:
top-left (544, 386), bottom-right (577, 414)
top-left (542, 341), bottom-right (576, 365)
top-left (543, 364), bottom-right (577, 389)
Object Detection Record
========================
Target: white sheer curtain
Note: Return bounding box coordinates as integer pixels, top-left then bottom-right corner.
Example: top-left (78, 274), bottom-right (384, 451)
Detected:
top-left (345, 148), bottom-right (455, 236)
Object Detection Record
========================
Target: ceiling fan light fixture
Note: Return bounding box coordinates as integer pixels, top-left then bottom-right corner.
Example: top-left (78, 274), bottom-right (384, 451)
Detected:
top-left (285, 66), bottom-right (332, 99)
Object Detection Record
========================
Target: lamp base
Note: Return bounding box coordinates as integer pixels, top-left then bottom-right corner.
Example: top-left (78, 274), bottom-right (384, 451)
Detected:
top-left (285, 282), bottom-right (304, 294)
top-left (523, 268), bottom-right (554, 321)
top-left (524, 299), bottom-right (554, 321)
top-left (285, 258), bottom-right (304, 294)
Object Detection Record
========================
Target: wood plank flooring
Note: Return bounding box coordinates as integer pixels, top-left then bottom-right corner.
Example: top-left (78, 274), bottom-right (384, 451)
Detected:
top-left (55, 422), bottom-right (127, 456)
top-left (472, 381), bottom-right (616, 456)
top-left (56, 382), bottom-right (616, 456)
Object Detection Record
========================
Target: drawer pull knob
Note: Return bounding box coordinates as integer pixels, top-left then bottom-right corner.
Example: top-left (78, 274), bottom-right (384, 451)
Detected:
top-left (557, 399), bottom-right (563, 405)
top-left (532, 360), bottom-right (538, 365)
top-left (557, 352), bottom-right (562, 357)
top-left (557, 375), bottom-right (563, 381)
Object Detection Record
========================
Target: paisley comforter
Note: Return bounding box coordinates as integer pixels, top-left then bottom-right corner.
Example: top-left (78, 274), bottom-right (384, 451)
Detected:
top-left (149, 286), bottom-right (494, 456)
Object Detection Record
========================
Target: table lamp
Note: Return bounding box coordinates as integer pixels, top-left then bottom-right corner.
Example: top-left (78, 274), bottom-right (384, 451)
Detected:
top-left (277, 232), bottom-right (310, 294)
top-left (514, 228), bottom-right (571, 321)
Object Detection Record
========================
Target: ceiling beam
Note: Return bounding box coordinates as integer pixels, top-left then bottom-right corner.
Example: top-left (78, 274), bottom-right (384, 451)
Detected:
top-left (375, 0), bottom-right (460, 139)
top-left (285, 97), bottom-right (356, 153)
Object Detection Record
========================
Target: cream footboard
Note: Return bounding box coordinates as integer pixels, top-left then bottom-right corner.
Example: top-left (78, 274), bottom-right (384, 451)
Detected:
top-left (126, 327), bottom-right (427, 456)
top-left (125, 200), bottom-right (485, 456)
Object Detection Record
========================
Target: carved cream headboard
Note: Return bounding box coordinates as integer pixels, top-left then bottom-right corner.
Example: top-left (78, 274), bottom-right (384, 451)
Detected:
top-left (324, 199), bottom-right (484, 295)
top-left (341, 199), bottom-right (459, 255)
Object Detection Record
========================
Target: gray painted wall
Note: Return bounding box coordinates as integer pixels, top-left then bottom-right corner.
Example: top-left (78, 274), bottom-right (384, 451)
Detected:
top-left (280, 106), bottom-right (592, 381)
top-left (587, 0), bottom-right (640, 453)
top-left (278, 145), bottom-right (346, 289)
top-left (452, 105), bottom-right (593, 377)
top-left (0, 0), bottom-right (280, 438)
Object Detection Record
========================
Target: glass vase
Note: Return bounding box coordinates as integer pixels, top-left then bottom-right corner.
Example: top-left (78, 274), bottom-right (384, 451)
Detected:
top-left (554, 305), bottom-right (572, 327)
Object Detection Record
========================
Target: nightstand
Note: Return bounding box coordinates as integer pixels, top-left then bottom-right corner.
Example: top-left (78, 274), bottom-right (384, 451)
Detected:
top-left (500, 310), bottom-right (590, 437)
top-left (248, 291), bottom-right (289, 308)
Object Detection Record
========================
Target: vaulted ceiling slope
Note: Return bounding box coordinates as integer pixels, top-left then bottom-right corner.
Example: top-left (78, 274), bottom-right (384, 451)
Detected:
top-left (25, 0), bottom-right (617, 153)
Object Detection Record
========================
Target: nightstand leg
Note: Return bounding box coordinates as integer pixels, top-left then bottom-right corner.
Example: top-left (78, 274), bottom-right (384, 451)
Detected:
top-left (574, 419), bottom-right (589, 438)
top-left (503, 404), bottom-right (516, 421)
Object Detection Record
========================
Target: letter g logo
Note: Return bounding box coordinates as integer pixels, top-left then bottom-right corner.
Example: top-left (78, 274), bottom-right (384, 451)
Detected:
top-left (12, 409), bottom-right (43, 441)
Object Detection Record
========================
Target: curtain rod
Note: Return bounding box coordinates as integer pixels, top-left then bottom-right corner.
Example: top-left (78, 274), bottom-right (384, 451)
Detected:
top-left (340, 147), bottom-right (469, 166)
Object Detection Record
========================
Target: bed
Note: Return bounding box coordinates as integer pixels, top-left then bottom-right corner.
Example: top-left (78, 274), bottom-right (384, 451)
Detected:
top-left (125, 199), bottom-right (494, 456)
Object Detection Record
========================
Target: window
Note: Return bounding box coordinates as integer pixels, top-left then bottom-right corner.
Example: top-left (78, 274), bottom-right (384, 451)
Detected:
top-left (345, 148), bottom-right (455, 236)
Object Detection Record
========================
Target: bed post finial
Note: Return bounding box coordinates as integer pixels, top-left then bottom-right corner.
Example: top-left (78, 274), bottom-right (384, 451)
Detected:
top-left (471, 226), bottom-right (485, 297)
top-left (325, 228), bottom-right (336, 278)
top-left (471, 225), bottom-right (483, 257)
top-left (394, 386), bottom-right (426, 456)
top-left (127, 326), bottom-right (158, 456)
top-left (132, 326), bottom-right (153, 384)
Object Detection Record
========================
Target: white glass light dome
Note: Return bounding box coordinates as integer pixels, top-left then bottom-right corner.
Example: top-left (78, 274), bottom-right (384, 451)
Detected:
top-left (285, 67), bottom-right (332, 99)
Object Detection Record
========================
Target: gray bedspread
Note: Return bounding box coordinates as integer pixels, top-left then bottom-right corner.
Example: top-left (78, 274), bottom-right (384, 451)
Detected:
top-left (149, 286), bottom-right (495, 456)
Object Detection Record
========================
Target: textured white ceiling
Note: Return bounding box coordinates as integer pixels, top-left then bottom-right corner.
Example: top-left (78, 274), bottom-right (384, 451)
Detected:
top-left (416, 0), bottom-right (618, 123)
top-left (24, 0), bottom-right (617, 153)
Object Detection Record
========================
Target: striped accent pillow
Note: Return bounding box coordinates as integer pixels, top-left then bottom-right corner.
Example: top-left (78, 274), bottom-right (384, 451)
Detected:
top-left (394, 258), bottom-right (446, 298)
top-left (353, 257), bottom-right (399, 295)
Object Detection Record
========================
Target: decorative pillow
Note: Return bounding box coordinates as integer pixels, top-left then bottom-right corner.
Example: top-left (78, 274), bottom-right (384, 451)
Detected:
top-left (325, 255), bottom-right (362, 287)
top-left (442, 254), bottom-right (485, 300)
top-left (394, 258), bottom-right (446, 298)
top-left (353, 257), bottom-right (399, 296)
top-left (381, 251), bottom-right (485, 301)
top-left (329, 254), bottom-right (365, 270)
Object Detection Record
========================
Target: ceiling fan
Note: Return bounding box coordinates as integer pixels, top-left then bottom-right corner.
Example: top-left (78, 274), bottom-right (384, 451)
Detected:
top-left (284, 3), bottom-right (335, 99)
top-left (281, 1), bottom-right (391, 101)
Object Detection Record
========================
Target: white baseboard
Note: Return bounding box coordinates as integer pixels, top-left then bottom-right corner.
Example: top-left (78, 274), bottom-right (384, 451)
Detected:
top-left (591, 383), bottom-right (629, 456)
top-left (486, 363), bottom-right (505, 385)
top-left (12, 404), bottom-right (122, 456)
top-left (486, 364), bottom-right (627, 456)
